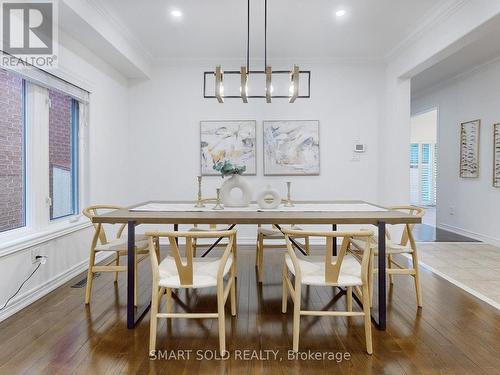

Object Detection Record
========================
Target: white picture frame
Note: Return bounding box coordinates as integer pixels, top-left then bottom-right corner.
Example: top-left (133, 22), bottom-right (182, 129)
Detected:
top-left (494, 123), bottom-right (500, 188)
top-left (200, 120), bottom-right (256, 175)
top-left (263, 120), bottom-right (320, 176)
top-left (459, 119), bottom-right (480, 178)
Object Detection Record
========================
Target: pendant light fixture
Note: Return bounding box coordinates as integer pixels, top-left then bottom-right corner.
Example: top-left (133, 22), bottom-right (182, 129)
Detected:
top-left (203, 0), bottom-right (311, 103)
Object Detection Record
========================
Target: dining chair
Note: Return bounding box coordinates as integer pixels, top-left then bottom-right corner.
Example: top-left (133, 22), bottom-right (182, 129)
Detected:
top-left (191, 223), bottom-right (232, 257)
top-left (281, 228), bottom-right (374, 354)
top-left (82, 205), bottom-right (151, 305)
top-left (189, 197), bottom-right (233, 257)
top-left (146, 228), bottom-right (237, 356)
top-left (350, 206), bottom-right (425, 307)
top-left (256, 224), bottom-right (310, 283)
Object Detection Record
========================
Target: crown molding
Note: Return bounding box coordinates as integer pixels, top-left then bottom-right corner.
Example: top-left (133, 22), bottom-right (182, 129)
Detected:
top-left (385, 0), bottom-right (468, 62)
top-left (88, 0), bottom-right (153, 62)
top-left (152, 56), bottom-right (385, 67)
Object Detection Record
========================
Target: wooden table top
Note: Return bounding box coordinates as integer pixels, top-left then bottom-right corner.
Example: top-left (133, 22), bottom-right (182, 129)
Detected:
top-left (92, 200), bottom-right (421, 225)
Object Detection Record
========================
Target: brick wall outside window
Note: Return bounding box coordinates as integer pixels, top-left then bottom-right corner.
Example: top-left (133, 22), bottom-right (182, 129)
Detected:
top-left (49, 89), bottom-right (73, 219)
top-left (49, 90), bottom-right (71, 170)
top-left (0, 69), bottom-right (24, 233)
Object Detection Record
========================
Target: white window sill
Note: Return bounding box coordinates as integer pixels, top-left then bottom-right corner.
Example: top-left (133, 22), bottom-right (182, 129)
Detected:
top-left (0, 219), bottom-right (92, 258)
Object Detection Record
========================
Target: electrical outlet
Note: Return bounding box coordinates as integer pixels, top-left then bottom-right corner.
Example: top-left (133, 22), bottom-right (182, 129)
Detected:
top-left (449, 206), bottom-right (455, 216)
top-left (31, 248), bottom-right (46, 264)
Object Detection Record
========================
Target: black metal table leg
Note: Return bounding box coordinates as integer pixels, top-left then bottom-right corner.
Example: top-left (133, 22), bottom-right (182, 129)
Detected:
top-left (273, 224), bottom-right (307, 256)
top-left (201, 224), bottom-right (236, 257)
top-left (345, 220), bottom-right (387, 330)
top-left (376, 221), bottom-right (387, 330)
top-left (127, 220), bottom-right (150, 329)
top-left (332, 224), bottom-right (337, 256)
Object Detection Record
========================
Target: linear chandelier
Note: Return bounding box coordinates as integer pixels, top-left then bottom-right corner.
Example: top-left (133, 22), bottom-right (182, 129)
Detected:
top-left (203, 0), bottom-right (311, 103)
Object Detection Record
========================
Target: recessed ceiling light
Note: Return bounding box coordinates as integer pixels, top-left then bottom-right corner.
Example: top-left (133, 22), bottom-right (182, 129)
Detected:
top-left (171, 9), bottom-right (183, 18)
top-left (335, 9), bottom-right (347, 17)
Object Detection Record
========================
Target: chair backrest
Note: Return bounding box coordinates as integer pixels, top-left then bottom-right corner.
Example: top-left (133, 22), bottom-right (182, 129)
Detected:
top-left (194, 198), bottom-right (225, 231)
top-left (388, 206), bottom-right (425, 246)
top-left (145, 229), bottom-right (237, 287)
top-left (82, 205), bottom-right (126, 245)
top-left (282, 229), bottom-right (374, 285)
top-left (192, 223), bottom-right (230, 231)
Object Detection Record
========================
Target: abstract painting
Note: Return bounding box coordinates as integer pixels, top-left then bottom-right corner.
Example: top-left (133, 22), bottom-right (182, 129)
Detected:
top-left (263, 120), bottom-right (320, 175)
top-left (459, 120), bottom-right (480, 178)
top-left (494, 123), bottom-right (500, 187)
top-left (200, 120), bottom-right (256, 175)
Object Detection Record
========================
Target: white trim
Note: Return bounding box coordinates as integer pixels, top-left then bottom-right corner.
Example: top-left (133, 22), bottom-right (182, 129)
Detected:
top-left (90, 0), bottom-right (153, 62)
top-left (437, 223), bottom-right (500, 247)
top-left (0, 56), bottom-right (90, 102)
top-left (0, 252), bottom-right (113, 323)
top-left (385, 0), bottom-right (468, 61)
top-left (152, 57), bottom-right (385, 66)
top-left (413, 256), bottom-right (500, 311)
top-left (0, 221), bottom-right (92, 258)
top-left (0, 81), bottom-right (89, 255)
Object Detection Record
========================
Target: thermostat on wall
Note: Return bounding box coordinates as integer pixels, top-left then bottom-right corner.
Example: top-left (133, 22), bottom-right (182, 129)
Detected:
top-left (354, 143), bottom-right (366, 153)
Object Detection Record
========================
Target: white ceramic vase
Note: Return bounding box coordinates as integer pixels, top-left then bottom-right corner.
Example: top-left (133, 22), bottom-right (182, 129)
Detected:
top-left (256, 184), bottom-right (281, 209)
top-left (220, 174), bottom-right (252, 207)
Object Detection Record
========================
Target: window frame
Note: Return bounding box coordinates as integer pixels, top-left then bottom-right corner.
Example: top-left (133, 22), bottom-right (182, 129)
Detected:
top-left (409, 142), bottom-right (437, 206)
top-left (49, 97), bottom-right (80, 221)
top-left (0, 78), bottom-right (89, 253)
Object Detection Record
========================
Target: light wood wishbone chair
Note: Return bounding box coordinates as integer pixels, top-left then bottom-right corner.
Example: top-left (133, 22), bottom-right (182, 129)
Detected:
top-left (282, 228), bottom-right (374, 354)
top-left (350, 206), bottom-right (425, 307)
top-left (82, 205), bottom-right (151, 305)
top-left (256, 224), bottom-right (310, 283)
top-left (147, 229), bottom-right (237, 356)
top-left (189, 197), bottom-right (233, 257)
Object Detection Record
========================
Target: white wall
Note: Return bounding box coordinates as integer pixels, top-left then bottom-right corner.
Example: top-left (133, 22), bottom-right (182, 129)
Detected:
top-left (127, 61), bottom-right (385, 240)
top-left (0, 32), bottom-right (131, 321)
top-left (380, 1), bottom-right (500, 206)
top-left (411, 109), bottom-right (437, 143)
top-left (412, 59), bottom-right (500, 245)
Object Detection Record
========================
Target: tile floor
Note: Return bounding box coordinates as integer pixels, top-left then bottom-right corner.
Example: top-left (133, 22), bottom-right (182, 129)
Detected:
top-left (415, 242), bottom-right (500, 308)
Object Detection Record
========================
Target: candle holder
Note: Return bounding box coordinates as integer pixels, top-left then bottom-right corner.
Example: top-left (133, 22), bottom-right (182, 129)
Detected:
top-left (194, 176), bottom-right (205, 207)
top-left (212, 188), bottom-right (224, 210)
top-left (284, 181), bottom-right (294, 207)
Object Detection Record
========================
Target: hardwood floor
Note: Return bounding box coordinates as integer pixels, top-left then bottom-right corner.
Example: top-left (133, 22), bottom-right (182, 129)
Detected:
top-left (1, 246), bottom-right (500, 374)
top-left (413, 224), bottom-right (480, 242)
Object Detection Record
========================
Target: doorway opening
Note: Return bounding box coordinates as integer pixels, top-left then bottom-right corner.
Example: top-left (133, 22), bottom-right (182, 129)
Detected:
top-left (410, 108), bottom-right (438, 227)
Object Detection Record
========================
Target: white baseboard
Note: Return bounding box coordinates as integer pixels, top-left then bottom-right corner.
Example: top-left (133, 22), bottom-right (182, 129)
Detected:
top-left (0, 252), bottom-right (113, 323)
top-left (437, 223), bottom-right (500, 247)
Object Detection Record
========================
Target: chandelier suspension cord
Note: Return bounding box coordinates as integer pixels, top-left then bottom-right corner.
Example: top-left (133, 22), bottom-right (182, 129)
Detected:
top-left (247, 0), bottom-right (250, 71)
top-left (264, 0), bottom-right (267, 69)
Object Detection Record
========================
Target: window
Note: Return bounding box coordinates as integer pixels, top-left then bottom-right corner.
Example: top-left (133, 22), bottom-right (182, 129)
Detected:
top-left (409, 143), bottom-right (437, 206)
top-left (410, 144), bottom-right (419, 166)
top-left (49, 90), bottom-right (79, 220)
top-left (409, 144), bottom-right (419, 204)
top-left (0, 65), bottom-right (88, 246)
top-left (0, 69), bottom-right (25, 233)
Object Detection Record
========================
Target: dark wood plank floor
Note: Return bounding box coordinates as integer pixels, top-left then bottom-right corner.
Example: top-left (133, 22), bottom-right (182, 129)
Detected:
top-left (413, 224), bottom-right (480, 243)
top-left (1, 246), bottom-right (499, 374)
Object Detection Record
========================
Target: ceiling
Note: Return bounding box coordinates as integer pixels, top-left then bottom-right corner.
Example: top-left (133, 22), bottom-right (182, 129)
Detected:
top-left (94, 0), bottom-right (442, 61)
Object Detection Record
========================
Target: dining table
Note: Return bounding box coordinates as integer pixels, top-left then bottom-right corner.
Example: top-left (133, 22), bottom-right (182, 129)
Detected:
top-left (91, 200), bottom-right (421, 331)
